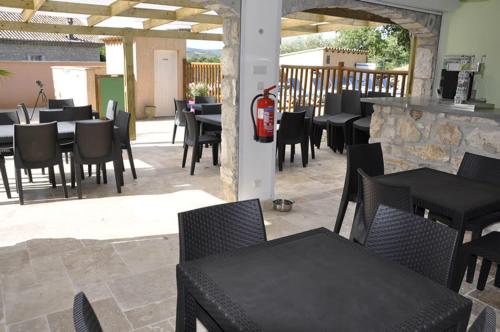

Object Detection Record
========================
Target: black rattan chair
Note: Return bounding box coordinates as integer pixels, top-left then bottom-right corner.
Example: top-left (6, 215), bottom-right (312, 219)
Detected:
top-left (277, 111), bottom-right (307, 171)
top-left (39, 109), bottom-right (73, 123)
top-left (366, 205), bottom-right (458, 288)
top-left (173, 99), bottom-right (188, 144)
top-left (0, 110), bottom-right (20, 125)
top-left (18, 103), bottom-right (30, 124)
top-left (468, 307), bottom-right (496, 332)
top-left (460, 232), bottom-right (499, 291)
top-left (312, 93), bottom-right (341, 148)
top-left (48, 98), bottom-right (74, 109)
top-left (353, 92), bottom-right (391, 144)
top-left (1, 110), bottom-right (24, 189)
top-left (351, 169), bottom-right (413, 245)
top-left (72, 120), bottom-right (122, 198)
top-left (200, 103), bottom-right (222, 136)
top-left (115, 111), bottom-right (137, 180)
top-left (334, 143), bottom-right (384, 234)
top-left (294, 104), bottom-right (316, 159)
top-left (73, 292), bottom-right (103, 332)
top-left (14, 122), bottom-right (68, 205)
top-left (327, 90), bottom-right (362, 153)
top-left (63, 105), bottom-right (93, 121)
top-left (105, 100), bottom-right (118, 122)
top-left (182, 111), bottom-right (220, 176)
top-left (194, 96), bottom-right (216, 104)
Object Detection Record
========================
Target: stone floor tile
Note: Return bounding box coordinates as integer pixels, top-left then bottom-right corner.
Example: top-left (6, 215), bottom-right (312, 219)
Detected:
top-left (468, 281), bottom-right (500, 310)
top-left (133, 319), bottom-right (173, 332)
top-left (26, 238), bottom-right (83, 259)
top-left (0, 249), bottom-right (30, 276)
top-left (6, 317), bottom-right (50, 332)
top-left (124, 297), bottom-right (177, 329)
top-left (92, 298), bottom-right (132, 331)
top-left (30, 255), bottom-right (67, 283)
top-left (73, 282), bottom-right (113, 302)
top-left (0, 324), bottom-right (4, 332)
top-left (46, 309), bottom-right (73, 332)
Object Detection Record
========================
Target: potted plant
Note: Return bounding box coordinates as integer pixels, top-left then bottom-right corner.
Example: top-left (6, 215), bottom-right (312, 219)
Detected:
top-left (188, 82), bottom-right (210, 101)
top-left (144, 105), bottom-right (156, 119)
top-left (0, 69), bottom-right (11, 78)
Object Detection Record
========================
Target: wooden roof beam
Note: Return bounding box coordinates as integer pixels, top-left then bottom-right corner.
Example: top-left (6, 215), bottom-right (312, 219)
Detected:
top-left (87, 0), bottom-right (145, 27)
top-left (21, 0), bottom-right (46, 22)
top-left (143, 7), bottom-right (205, 30)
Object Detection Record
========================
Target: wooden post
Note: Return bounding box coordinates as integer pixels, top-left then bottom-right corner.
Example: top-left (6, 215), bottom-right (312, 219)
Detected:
top-left (123, 35), bottom-right (136, 139)
top-left (336, 61), bottom-right (344, 94)
top-left (406, 34), bottom-right (417, 96)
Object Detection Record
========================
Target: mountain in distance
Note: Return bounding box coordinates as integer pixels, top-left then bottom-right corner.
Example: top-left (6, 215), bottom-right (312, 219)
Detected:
top-left (187, 48), bottom-right (221, 60)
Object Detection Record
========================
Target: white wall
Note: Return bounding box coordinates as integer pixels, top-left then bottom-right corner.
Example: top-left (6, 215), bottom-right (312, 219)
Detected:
top-left (280, 49), bottom-right (324, 66)
top-left (105, 42), bottom-right (124, 75)
top-left (362, 0), bottom-right (459, 13)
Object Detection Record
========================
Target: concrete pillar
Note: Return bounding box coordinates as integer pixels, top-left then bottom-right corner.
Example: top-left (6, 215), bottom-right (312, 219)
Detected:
top-left (123, 35), bottom-right (136, 139)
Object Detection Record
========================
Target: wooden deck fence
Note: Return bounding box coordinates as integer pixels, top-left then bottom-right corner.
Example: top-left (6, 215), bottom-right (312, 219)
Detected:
top-left (183, 60), bottom-right (408, 115)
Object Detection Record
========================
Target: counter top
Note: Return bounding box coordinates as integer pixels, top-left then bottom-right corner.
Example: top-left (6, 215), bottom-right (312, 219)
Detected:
top-left (361, 96), bottom-right (500, 119)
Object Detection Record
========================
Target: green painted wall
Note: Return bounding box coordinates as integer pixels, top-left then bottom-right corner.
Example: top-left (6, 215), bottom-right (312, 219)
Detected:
top-left (437, 0), bottom-right (500, 105)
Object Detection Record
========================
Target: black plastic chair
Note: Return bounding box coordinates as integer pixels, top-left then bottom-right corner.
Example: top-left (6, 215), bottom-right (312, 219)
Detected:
top-left (14, 122), bottom-right (68, 205)
top-left (39, 109), bottom-right (74, 123)
top-left (194, 96), bottom-right (216, 104)
top-left (353, 92), bottom-right (391, 144)
top-left (177, 199), bottom-right (266, 331)
top-left (312, 93), bottom-right (341, 148)
top-left (468, 307), bottom-right (496, 332)
top-left (48, 98), bottom-right (74, 109)
top-left (0, 110), bottom-right (20, 125)
top-left (1, 110), bottom-right (24, 190)
top-left (73, 292), bottom-right (103, 332)
top-left (277, 111), bottom-right (307, 171)
top-left (172, 99), bottom-right (188, 144)
top-left (0, 155), bottom-right (10, 199)
top-left (63, 105), bottom-right (93, 121)
top-left (327, 90), bottom-right (362, 153)
top-left (105, 100), bottom-right (118, 122)
top-left (182, 111), bottom-right (220, 176)
top-left (366, 205), bottom-right (458, 288)
top-left (334, 143), bottom-right (384, 234)
top-left (351, 169), bottom-right (413, 245)
top-left (294, 104), bottom-right (316, 159)
top-left (115, 111), bottom-right (137, 180)
top-left (72, 120), bottom-right (122, 198)
top-left (17, 103), bottom-right (30, 124)
top-left (200, 103), bottom-right (222, 136)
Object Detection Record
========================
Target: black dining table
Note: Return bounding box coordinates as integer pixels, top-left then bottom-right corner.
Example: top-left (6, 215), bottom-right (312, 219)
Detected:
top-left (177, 228), bottom-right (471, 332)
top-left (191, 103), bottom-right (222, 112)
top-left (0, 121), bottom-right (76, 145)
top-left (196, 112), bottom-right (286, 127)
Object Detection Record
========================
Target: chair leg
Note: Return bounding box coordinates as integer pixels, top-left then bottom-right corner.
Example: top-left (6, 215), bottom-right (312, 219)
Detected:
top-left (278, 144), bottom-right (285, 172)
top-left (58, 161), bottom-right (68, 198)
top-left (0, 157), bottom-right (11, 199)
top-left (198, 145), bottom-right (203, 162)
top-left (126, 146), bottom-right (137, 179)
top-left (27, 169), bottom-right (33, 183)
top-left (65, 152), bottom-right (69, 164)
top-left (290, 144), bottom-right (295, 163)
top-left (477, 258), bottom-right (492, 291)
top-left (96, 164), bottom-right (101, 184)
top-left (334, 191), bottom-right (350, 234)
top-left (301, 141), bottom-right (308, 167)
top-left (172, 124), bottom-right (177, 144)
top-left (80, 164), bottom-right (85, 180)
top-left (48, 166), bottom-right (56, 188)
top-left (212, 143), bottom-right (219, 166)
top-left (70, 156), bottom-right (75, 188)
top-left (15, 168), bottom-right (23, 205)
top-left (41, 168), bottom-right (45, 175)
top-left (190, 144), bottom-right (198, 176)
top-left (310, 136), bottom-right (315, 160)
top-left (75, 162), bottom-right (83, 199)
top-left (88, 164), bottom-right (92, 177)
top-left (182, 145), bottom-right (188, 168)
top-left (113, 160), bottom-right (122, 194)
top-left (495, 264), bottom-right (500, 288)
top-left (466, 229), bottom-right (482, 283)
top-left (102, 163), bottom-right (107, 184)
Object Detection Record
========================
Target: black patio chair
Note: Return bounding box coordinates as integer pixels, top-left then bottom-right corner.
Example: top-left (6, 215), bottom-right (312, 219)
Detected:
top-left (172, 99), bottom-right (188, 144)
top-left (468, 307), bottom-right (496, 332)
top-left (72, 120), bottom-right (122, 198)
top-left (105, 99), bottom-right (118, 122)
top-left (48, 98), bottom-right (74, 109)
top-left (312, 93), bottom-right (341, 149)
top-left (0, 110), bottom-right (20, 125)
top-left (334, 143), bottom-right (384, 234)
top-left (115, 111), bottom-right (137, 180)
top-left (1, 110), bottom-right (26, 189)
top-left (177, 199), bottom-right (266, 332)
top-left (351, 169), bottom-right (413, 245)
top-left (294, 104), bottom-right (316, 159)
top-left (194, 96), bottom-right (216, 104)
top-left (353, 92), bottom-right (391, 144)
top-left (327, 90), bottom-right (362, 153)
top-left (14, 122), bottom-right (68, 205)
top-left (73, 292), bottom-right (103, 332)
top-left (182, 111), bottom-right (220, 176)
top-left (277, 111), bottom-right (307, 171)
top-left (366, 205), bottom-right (458, 288)
top-left (39, 109), bottom-right (74, 123)
top-left (0, 155), bottom-right (10, 199)
top-left (17, 103), bottom-right (30, 124)
top-left (63, 105), bottom-right (93, 121)
top-left (200, 103), bottom-right (222, 136)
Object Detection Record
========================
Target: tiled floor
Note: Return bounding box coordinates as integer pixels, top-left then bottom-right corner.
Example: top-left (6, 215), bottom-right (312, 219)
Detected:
top-left (0, 118), bottom-right (498, 332)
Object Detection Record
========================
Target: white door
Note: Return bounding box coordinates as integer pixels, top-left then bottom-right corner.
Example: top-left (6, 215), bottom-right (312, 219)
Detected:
top-left (154, 50), bottom-right (178, 117)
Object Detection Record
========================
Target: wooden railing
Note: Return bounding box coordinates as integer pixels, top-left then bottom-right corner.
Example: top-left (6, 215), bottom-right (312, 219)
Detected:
top-left (183, 60), bottom-right (222, 101)
top-left (279, 62), bottom-right (408, 115)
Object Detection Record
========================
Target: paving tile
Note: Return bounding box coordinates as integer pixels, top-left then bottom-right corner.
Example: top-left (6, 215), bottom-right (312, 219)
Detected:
top-left (92, 298), bottom-right (132, 331)
top-left (125, 297), bottom-right (177, 329)
top-left (108, 266), bottom-right (176, 311)
top-left (27, 238), bottom-right (83, 259)
top-left (6, 317), bottom-right (50, 332)
top-left (0, 280), bottom-right (4, 325)
top-left (61, 244), bottom-right (131, 287)
top-left (73, 282), bottom-right (113, 302)
top-left (133, 320), bottom-right (174, 332)
top-left (30, 255), bottom-right (67, 283)
top-left (47, 309), bottom-right (74, 332)
top-left (0, 249), bottom-right (30, 276)
top-left (468, 281), bottom-right (500, 310)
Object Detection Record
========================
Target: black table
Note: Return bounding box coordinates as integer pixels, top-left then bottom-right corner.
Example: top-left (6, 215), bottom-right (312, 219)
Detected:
top-left (177, 228), bottom-right (471, 332)
top-left (0, 121), bottom-right (76, 145)
top-left (191, 103), bottom-right (222, 112)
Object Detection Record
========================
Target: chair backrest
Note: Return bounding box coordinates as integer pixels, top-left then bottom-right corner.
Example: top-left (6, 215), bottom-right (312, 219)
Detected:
top-left (178, 199), bottom-right (267, 262)
top-left (174, 99), bottom-right (188, 126)
top-left (73, 292), bottom-right (103, 332)
top-left (458, 152), bottom-right (500, 186)
top-left (194, 96), bottom-right (216, 104)
top-left (14, 122), bottom-right (59, 169)
top-left (366, 205), bottom-right (458, 288)
top-left (351, 169), bottom-right (413, 245)
top-left (0, 110), bottom-right (20, 125)
top-left (468, 307), bottom-right (496, 332)
top-left (74, 120), bottom-right (114, 163)
top-left (114, 111), bottom-right (130, 145)
top-left (63, 105), bottom-right (93, 121)
top-left (363, 91), bottom-right (391, 116)
top-left (48, 98), bottom-right (74, 109)
top-left (183, 110), bottom-right (199, 144)
top-left (39, 110), bottom-right (74, 123)
top-left (278, 111), bottom-right (306, 143)
top-left (323, 93), bottom-right (342, 115)
top-left (105, 100), bottom-right (118, 121)
top-left (201, 103), bottom-right (222, 115)
top-left (341, 90), bottom-right (362, 115)
top-left (294, 104), bottom-right (315, 119)
top-left (18, 103), bottom-right (30, 124)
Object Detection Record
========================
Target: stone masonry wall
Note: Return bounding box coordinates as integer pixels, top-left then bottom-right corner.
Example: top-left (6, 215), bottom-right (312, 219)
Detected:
top-left (0, 41), bottom-right (101, 61)
top-left (370, 105), bottom-right (500, 174)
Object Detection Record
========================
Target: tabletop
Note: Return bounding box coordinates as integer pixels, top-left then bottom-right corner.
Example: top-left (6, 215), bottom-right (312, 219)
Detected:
top-left (191, 103), bottom-right (222, 111)
top-left (177, 228), bottom-right (471, 332)
top-left (196, 112), bottom-right (285, 126)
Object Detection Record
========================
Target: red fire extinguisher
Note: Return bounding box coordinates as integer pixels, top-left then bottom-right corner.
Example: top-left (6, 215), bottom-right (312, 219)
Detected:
top-left (251, 85), bottom-right (276, 143)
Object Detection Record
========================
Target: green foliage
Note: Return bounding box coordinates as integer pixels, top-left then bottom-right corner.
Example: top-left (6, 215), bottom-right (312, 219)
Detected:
top-left (0, 69), bottom-right (11, 77)
top-left (99, 46), bottom-right (106, 62)
top-left (189, 82), bottom-right (210, 99)
top-left (188, 55), bottom-right (220, 63)
top-left (281, 35), bottom-right (335, 54)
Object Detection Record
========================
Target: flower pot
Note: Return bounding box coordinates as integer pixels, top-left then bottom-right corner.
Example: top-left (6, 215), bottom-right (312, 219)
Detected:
top-left (144, 105), bottom-right (156, 119)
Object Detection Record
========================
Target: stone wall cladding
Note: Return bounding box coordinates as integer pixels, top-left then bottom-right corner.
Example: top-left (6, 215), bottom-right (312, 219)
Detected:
top-left (0, 41), bottom-right (101, 61)
top-left (370, 105), bottom-right (500, 173)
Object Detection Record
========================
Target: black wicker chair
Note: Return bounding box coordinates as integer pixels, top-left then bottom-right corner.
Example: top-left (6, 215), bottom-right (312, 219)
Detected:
top-left (366, 205), bottom-right (458, 288)
top-left (312, 93), bottom-right (341, 149)
top-left (351, 169), bottom-right (413, 245)
top-left (277, 111), bottom-right (307, 171)
top-left (294, 104), bottom-right (316, 159)
top-left (48, 98), bottom-right (74, 109)
top-left (105, 100), bottom-right (118, 122)
top-left (173, 99), bottom-right (188, 144)
top-left (63, 105), bottom-right (93, 121)
top-left (17, 103), bottom-right (30, 124)
top-left (200, 103), bottom-right (222, 136)
top-left (327, 90), bottom-right (362, 153)
top-left (115, 111), bottom-right (137, 180)
top-left (1, 110), bottom-right (21, 192)
top-left (182, 111), bottom-right (220, 175)
top-left (334, 143), bottom-right (384, 234)
top-left (177, 199), bottom-right (266, 332)
top-left (0, 155), bottom-right (10, 199)
top-left (72, 120), bottom-right (122, 198)
top-left (353, 92), bottom-right (391, 144)
top-left (194, 96), bottom-right (216, 104)
top-left (73, 292), bottom-right (103, 332)
top-left (468, 307), bottom-right (496, 332)
top-left (14, 122), bottom-right (68, 205)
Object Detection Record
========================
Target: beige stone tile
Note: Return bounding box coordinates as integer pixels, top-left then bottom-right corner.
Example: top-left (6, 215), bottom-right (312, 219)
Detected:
top-left (0, 249), bottom-right (30, 276)
top-left (0, 324), bottom-right (5, 332)
top-left (61, 244), bottom-right (131, 287)
top-left (125, 297), bottom-right (177, 329)
top-left (6, 317), bottom-right (50, 332)
top-left (108, 266), bottom-right (176, 311)
top-left (468, 282), bottom-right (500, 310)
top-left (26, 238), bottom-right (83, 259)
top-left (73, 282), bottom-right (113, 302)
top-left (92, 298), bottom-right (132, 331)
top-left (133, 320), bottom-right (173, 332)
top-left (46, 309), bottom-right (73, 332)
top-left (30, 255), bottom-right (67, 283)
